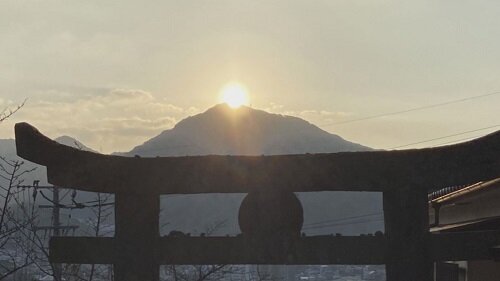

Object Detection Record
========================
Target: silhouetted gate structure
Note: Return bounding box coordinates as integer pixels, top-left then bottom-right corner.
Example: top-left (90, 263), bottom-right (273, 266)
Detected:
top-left (15, 123), bottom-right (500, 281)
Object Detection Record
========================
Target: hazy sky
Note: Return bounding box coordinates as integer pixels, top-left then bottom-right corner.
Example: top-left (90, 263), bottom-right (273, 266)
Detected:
top-left (1, 0), bottom-right (499, 153)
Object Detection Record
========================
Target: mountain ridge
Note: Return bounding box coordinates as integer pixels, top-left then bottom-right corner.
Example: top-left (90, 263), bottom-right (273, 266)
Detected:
top-left (125, 104), bottom-right (370, 157)
top-left (54, 135), bottom-right (97, 152)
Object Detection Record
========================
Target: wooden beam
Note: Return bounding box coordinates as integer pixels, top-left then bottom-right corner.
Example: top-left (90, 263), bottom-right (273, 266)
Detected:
top-left (15, 122), bottom-right (500, 194)
top-left (158, 235), bottom-right (387, 265)
top-left (50, 236), bottom-right (387, 265)
top-left (50, 232), bottom-right (500, 265)
top-left (50, 237), bottom-right (115, 264)
top-left (114, 193), bottom-right (160, 281)
top-left (430, 230), bottom-right (500, 261)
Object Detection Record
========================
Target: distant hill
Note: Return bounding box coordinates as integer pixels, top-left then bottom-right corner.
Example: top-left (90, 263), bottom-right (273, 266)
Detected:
top-left (54, 136), bottom-right (97, 152)
top-left (124, 104), bottom-right (370, 157)
top-left (0, 135), bottom-right (94, 157)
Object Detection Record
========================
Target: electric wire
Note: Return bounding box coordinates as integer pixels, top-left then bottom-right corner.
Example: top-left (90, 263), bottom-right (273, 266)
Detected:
top-left (389, 124), bottom-right (500, 149)
top-left (431, 134), bottom-right (486, 147)
top-left (319, 91), bottom-right (500, 127)
top-left (302, 218), bottom-right (385, 231)
top-left (303, 212), bottom-right (383, 227)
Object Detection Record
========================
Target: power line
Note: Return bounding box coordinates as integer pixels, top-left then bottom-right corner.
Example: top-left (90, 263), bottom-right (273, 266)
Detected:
top-left (431, 134), bottom-right (485, 147)
top-left (389, 124), bottom-right (500, 149)
top-left (303, 212), bottom-right (383, 227)
top-left (319, 91), bottom-right (500, 127)
top-left (303, 218), bottom-right (385, 231)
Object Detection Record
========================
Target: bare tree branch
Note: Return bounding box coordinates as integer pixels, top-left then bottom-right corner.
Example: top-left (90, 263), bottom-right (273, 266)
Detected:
top-left (0, 99), bottom-right (26, 123)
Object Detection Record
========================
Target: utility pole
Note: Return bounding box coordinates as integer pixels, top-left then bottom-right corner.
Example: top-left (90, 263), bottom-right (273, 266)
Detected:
top-left (52, 185), bottom-right (62, 281)
top-left (52, 186), bottom-right (60, 236)
top-left (18, 181), bottom-right (78, 281)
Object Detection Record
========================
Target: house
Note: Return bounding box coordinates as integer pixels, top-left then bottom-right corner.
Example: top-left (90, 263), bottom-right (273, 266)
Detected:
top-left (429, 178), bottom-right (500, 281)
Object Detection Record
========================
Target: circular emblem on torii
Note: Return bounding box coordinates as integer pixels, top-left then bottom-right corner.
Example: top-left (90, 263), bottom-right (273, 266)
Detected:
top-left (238, 191), bottom-right (304, 239)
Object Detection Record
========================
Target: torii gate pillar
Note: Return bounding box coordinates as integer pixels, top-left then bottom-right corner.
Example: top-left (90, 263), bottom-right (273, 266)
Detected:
top-left (384, 187), bottom-right (432, 281)
top-left (114, 193), bottom-right (159, 281)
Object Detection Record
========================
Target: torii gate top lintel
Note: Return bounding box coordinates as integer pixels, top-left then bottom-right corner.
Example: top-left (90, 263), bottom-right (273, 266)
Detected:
top-left (14, 122), bottom-right (500, 194)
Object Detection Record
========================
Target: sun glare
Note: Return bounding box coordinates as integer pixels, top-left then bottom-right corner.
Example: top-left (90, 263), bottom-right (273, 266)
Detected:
top-left (220, 83), bottom-right (249, 108)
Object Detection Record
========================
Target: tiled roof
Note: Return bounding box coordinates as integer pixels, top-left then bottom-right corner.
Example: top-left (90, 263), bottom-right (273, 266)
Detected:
top-left (428, 178), bottom-right (500, 203)
top-left (428, 185), bottom-right (469, 201)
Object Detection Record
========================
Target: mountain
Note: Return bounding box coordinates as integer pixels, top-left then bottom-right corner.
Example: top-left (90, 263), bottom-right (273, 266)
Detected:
top-left (54, 136), bottom-right (97, 152)
top-left (125, 104), bottom-right (370, 157)
top-left (0, 136), bottom-right (95, 158)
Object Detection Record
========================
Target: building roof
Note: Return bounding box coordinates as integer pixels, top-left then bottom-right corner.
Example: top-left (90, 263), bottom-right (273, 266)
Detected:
top-left (428, 178), bottom-right (500, 204)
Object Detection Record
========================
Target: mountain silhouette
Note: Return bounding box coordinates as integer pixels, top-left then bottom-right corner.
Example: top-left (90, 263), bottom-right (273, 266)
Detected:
top-left (124, 104), bottom-right (370, 157)
top-left (54, 136), bottom-right (97, 152)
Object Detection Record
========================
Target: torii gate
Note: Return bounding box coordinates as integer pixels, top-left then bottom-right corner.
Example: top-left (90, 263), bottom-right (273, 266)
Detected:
top-left (15, 122), bottom-right (500, 281)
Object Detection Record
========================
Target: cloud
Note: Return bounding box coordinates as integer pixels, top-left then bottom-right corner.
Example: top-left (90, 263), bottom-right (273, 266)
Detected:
top-left (0, 89), bottom-right (200, 153)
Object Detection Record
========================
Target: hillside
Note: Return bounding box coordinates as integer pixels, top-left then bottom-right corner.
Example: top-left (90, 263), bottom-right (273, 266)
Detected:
top-left (125, 104), bottom-right (370, 157)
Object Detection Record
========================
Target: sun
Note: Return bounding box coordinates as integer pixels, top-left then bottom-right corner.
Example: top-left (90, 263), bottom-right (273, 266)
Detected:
top-left (219, 82), bottom-right (249, 108)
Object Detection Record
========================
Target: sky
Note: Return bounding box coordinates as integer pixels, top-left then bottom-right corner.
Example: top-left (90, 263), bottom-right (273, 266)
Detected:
top-left (1, 0), bottom-right (499, 153)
